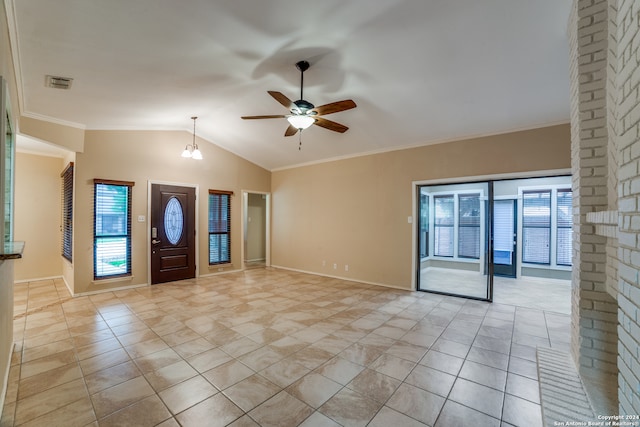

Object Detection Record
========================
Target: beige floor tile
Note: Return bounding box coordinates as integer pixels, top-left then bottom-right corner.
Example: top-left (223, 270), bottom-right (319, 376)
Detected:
top-left (84, 360), bottom-right (141, 394)
top-left (8, 268), bottom-right (572, 427)
top-left (14, 378), bottom-right (89, 425)
top-left (145, 360), bottom-right (198, 392)
top-left (318, 388), bottom-right (383, 427)
top-left (223, 374), bottom-right (280, 412)
top-left (386, 383), bottom-right (445, 426)
top-left (98, 394), bottom-right (172, 427)
top-left (248, 390), bottom-right (314, 427)
top-left (158, 375), bottom-right (218, 415)
top-left (90, 375), bottom-right (155, 419)
top-left (18, 362), bottom-right (82, 399)
top-left (346, 368), bottom-right (401, 403)
top-left (175, 393), bottom-right (243, 427)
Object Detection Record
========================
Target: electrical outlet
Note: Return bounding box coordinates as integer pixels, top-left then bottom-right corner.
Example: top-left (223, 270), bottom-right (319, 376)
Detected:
top-left (322, 260), bottom-right (326, 267)
top-left (333, 263), bottom-right (337, 269)
top-left (345, 265), bottom-right (349, 271)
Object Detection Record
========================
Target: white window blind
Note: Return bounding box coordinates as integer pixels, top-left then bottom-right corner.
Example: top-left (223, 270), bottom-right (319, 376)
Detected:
top-left (493, 200), bottom-right (514, 265)
top-left (93, 180), bottom-right (134, 279)
top-left (557, 190), bottom-right (573, 266)
top-left (458, 194), bottom-right (480, 259)
top-left (434, 195), bottom-right (454, 257)
top-left (522, 191), bottom-right (551, 264)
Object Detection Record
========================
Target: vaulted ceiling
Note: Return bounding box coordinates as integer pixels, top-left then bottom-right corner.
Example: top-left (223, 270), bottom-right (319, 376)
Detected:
top-left (7, 0), bottom-right (571, 170)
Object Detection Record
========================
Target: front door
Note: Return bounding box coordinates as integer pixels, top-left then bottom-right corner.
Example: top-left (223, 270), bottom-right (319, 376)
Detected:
top-left (150, 184), bottom-right (196, 284)
top-left (493, 199), bottom-right (517, 278)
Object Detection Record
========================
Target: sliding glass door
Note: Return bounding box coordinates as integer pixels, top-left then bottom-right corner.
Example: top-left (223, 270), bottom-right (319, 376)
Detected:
top-left (416, 182), bottom-right (492, 301)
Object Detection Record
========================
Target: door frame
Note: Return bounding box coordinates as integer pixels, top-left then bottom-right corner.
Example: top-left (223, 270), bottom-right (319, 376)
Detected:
top-left (411, 168), bottom-right (571, 292)
top-left (147, 180), bottom-right (200, 284)
top-left (241, 190), bottom-right (271, 269)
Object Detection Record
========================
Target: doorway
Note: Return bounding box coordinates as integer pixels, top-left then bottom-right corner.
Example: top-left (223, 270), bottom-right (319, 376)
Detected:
top-left (415, 174), bottom-right (573, 309)
top-left (242, 191), bottom-right (270, 269)
top-left (150, 183), bottom-right (197, 284)
top-left (416, 181), bottom-right (493, 300)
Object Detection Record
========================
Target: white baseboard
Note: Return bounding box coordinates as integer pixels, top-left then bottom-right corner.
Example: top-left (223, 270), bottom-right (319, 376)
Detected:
top-left (269, 265), bottom-right (411, 291)
top-left (0, 342), bottom-right (15, 420)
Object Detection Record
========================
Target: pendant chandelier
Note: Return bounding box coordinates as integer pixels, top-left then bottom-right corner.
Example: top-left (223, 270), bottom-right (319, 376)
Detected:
top-left (181, 116), bottom-right (203, 160)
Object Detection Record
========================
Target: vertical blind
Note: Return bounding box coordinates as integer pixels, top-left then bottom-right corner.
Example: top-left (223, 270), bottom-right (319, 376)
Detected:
top-left (522, 191), bottom-right (551, 264)
top-left (61, 162), bottom-right (73, 262)
top-left (557, 190), bottom-right (573, 266)
top-left (493, 200), bottom-right (514, 265)
top-left (93, 179), bottom-right (134, 279)
top-left (209, 190), bottom-right (233, 265)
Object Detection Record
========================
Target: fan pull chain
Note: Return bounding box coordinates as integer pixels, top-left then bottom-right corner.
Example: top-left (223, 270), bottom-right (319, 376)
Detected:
top-left (299, 131), bottom-right (303, 150)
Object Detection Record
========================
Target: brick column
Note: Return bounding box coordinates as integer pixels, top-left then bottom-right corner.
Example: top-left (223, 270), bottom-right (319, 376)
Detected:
top-left (569, 0), bottom-right (619, 391)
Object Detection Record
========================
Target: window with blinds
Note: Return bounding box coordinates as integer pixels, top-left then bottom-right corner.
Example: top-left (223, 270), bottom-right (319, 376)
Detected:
top-left (209, 190), bottom-right (232, 265)
top-left (557, 189), bottom-right (573, 266)
top-left (93, 179), bottom-right (134, 279)
top-left (522, 191), bottom-right (551, 264)
top-left (458, 194), bottom-right (480, 259)
top-left (434, 195), bottom-right (454, 257)
top-left (61, 163), bottom-right (73, 262)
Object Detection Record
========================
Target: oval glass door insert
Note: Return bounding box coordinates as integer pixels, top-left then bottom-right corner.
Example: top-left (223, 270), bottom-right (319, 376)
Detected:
top-left (164, 197), bottom-right (184, 245)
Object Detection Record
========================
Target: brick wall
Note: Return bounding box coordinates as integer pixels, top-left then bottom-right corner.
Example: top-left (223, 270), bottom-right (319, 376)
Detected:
top-left (615, 0), bottom-right (640, 414)
top-left (569, 0), bottom-right (619, 400)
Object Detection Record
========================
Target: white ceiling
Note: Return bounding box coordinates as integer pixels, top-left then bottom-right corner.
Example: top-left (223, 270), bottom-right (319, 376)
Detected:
top-left (7, 0), bottom-right (571, 171)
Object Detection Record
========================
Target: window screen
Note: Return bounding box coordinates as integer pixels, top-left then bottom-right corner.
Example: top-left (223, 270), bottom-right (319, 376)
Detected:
top-left (434, 195), bottom-right (454, 257)
top-left (209, 190), bottom-right (232, 265)
top-left (458, 194), bottom-right (480, 259)
top-left (557, 189), bottom-right (573, 266)
top-left (93, 180), bottom-right (134, 279)
top-left (522, 191), bottom-right (551, 264)
top-left (61, 163), bottom-right (73, 262)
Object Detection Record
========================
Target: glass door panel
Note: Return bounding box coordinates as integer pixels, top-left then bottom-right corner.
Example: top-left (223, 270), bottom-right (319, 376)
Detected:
top-left (417, 182), bottom-right (492, 301)
top-left (493, 199), bottom-right (517, 277)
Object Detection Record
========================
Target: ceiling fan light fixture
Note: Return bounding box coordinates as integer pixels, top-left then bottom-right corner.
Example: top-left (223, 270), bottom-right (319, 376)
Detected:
top-left (287, 115), bottom-right (315, 130)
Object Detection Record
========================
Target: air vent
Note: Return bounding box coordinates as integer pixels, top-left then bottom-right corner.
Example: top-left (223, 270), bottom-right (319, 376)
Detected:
top-left (45, 75), bottom-right (73, 90)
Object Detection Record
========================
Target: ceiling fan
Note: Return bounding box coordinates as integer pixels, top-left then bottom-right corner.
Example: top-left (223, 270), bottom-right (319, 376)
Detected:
top-left (241, 60), bottom-right (357, 137)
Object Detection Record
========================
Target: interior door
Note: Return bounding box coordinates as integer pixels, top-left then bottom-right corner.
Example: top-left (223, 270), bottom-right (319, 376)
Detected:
top-left (150, 184), bottom-right (196, 284)
top-left (493, 199), bottom-right (517, 277)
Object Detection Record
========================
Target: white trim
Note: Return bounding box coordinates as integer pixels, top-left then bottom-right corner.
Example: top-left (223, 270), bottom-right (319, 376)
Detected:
top-left (0, 342), bottom-right (14, 418)
top-left (73, 282), bottom-right (148, 297)
top-left (271, 265), bottom-right (411, 292)
top-left (240, 190), bottom-right (271, 270)
top-left (147, 180), bottom-right (200, 284)
top-left (198, 268), bottom-right (244, 278)
top-left (14, 274), bottom-right (63, 284)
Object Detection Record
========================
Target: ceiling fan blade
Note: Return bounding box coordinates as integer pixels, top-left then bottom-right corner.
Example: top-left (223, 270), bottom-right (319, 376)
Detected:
top-left (313, 117), bottom-right (349, 133)
top-left (268, 91), bottom-right (294, 110)
top-left (284, 125), bottom-right (298, 137)
top-left (311, 99), bottom-right (356, 116)
top-left (241, 115), bottom-right (286, 120)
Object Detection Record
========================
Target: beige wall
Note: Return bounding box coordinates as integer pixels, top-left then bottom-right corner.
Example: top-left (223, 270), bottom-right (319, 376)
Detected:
top-left (272, 124), bottom-right (571, 290)
top-left (13, 152), bottom-right (65, 281)
top-left (71, 130), bottom-right (270, 295)
top-left (0, 0), bottom-right (20, 412)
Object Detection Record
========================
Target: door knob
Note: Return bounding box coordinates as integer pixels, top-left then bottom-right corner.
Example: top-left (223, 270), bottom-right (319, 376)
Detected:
top-left (152, 239), bottom-right (161, 245)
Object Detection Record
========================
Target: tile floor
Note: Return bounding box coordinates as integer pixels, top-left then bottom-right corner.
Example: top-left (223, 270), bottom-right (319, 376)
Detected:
top-left (1, 268), bottom-right (571, 426)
